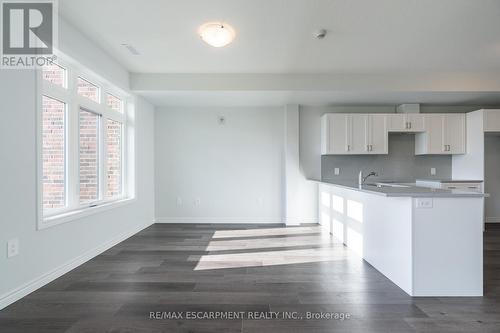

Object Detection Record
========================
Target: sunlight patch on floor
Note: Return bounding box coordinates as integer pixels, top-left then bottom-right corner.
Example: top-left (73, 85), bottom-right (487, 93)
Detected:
top-left (193, 247), bottom-right (348, 270)
top-left (212, 226), bottom-right (322, 239)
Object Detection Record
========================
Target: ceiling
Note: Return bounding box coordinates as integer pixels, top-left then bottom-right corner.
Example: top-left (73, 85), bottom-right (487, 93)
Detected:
top-left (60, 0), bottom-right (500, 74)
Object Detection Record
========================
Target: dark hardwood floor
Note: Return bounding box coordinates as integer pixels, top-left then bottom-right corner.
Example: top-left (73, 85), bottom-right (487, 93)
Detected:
top-left (1, 223), bottom-right (500, 332)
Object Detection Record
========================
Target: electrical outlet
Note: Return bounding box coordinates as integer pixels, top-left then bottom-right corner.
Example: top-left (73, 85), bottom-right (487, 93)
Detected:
top-left (194, 198), bottom-right (201, 206)
top-left (7, 238), bottom-right (19, 258)
top-left (415, 198), bottom-right (433, 209)
top-left (334, 168), bottom-right (340, 176)
top-left (430, 168), bottom-right (436, 176)
top-left (176, 197), bottom-right (183, 206)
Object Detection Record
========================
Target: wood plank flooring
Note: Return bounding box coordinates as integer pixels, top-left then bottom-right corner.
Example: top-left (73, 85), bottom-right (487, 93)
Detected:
top-left (1, 223), bottom-right (500, 333)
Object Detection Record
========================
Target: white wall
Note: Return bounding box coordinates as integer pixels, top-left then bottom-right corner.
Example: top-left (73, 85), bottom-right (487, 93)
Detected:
top-left (155, 107), bottom-right (285, 223)
top-left (0, 18), bottom-right (155, 309)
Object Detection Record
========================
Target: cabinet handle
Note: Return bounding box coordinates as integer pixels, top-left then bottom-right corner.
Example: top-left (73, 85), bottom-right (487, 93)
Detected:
top-left (370, 145), bottom-right (373, 151)
top-left (366, 145), bottom-right (370, 152)
top-left (409, 122), bottom-right (412, 129)
top-left (347, 145), bottom-right (350, 151)
top-left (405, 122), bottom-right (409, 129)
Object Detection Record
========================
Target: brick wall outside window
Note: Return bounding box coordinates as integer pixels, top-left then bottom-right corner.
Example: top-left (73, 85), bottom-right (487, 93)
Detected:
top-left (77, 77), bottom-right (99, 103)
top-left (42, 64), bottom-right (65, 87)
top-left (106, 94), bottom-right (123, 113)
top-left (106, 120), bottom-right (122, 198)
top-left (79, 110), bottom-right (99, 203)
top-left (42, 96), bottom-right (65, 210)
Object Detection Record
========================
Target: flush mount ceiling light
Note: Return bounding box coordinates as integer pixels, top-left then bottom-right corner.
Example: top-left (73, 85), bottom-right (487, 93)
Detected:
top-left (198, 22), bottom-right (235, 47)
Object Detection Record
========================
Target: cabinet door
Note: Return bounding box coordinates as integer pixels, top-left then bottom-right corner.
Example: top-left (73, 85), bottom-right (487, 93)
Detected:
top-left (444, 114), bottom-right (465, 154)
top-left (350, 114), bottom-right (369, 153)
top-left (424, 114), bottom-right (445, 154)
top-left (387, 114), bottom-right (406, 131)
top-left (368, 115), bottom-right (388, 154)
top-left (327, 114), bottom-right (351, 154)
top-left (387, 114), bottom-right (425, 132)
top-left (484, 110), bottom-right (500, 132)
top-left (406, 114), bottom-right (425, 132)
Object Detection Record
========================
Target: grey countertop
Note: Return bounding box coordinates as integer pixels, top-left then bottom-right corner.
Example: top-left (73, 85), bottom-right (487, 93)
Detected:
top-left (313, 180), bottom-right (488, 198)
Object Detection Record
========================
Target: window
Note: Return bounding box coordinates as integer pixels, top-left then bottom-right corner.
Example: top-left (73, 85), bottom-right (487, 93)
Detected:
top-left (77, 77), bottom-right (100, 103)
top-left (79, 109), bottom-right (100, 204)
top-left (42, 96), bottom-right (66, 211)
top-left (40, 60), bottom-right (129, 225)
top-left (42, 63), bottom-right (66, 88)
top-left (106, 94), bottom-right (123, 113)
top-left (105, 119), bottom-right (122, 198)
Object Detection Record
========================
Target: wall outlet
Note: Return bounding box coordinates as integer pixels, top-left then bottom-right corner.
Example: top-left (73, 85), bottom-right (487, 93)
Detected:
top-left (334, 168), bottom-right (340, 176)
top-left (415, 198), bottom-right (433, 209)
top-left (194, 197), bottom-right (201, 206)
top-left (7, 238), bottom-right (19, 258)
top-left (176, 197), bottom-right (183, 206)
top-left (430, 168), bottom-right (436, 176)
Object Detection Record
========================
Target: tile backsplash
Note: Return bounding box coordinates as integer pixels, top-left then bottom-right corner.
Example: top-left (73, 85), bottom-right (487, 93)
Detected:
top-left (321, 134), bottom-right (452, 182)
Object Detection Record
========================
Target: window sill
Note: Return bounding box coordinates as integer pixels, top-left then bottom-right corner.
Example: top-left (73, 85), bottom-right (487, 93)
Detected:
top-left (39, 198), bottom-right (136, 230)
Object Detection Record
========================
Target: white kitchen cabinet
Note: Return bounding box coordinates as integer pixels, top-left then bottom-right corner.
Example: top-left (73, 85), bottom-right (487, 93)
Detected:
top-left (484, 109), bottom-right (500, 132)
top-left (367, 114), bottom-right (388, 154)
top-left (387, 114), bottom-right (425, 132)
top-left (321, 114), bottom-right (388, 155)
top-left (321, 114), bottom-right (350, 154)
top-left (415, 114), bottom-right (466, 155)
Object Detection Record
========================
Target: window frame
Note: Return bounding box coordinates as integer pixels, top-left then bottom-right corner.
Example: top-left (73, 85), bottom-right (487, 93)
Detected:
top-left (37, 55), bottom-right (133, 230)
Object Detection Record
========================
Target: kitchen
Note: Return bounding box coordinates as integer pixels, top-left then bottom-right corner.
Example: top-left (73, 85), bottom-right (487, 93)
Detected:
top-left (315, 104), bottom-right (499, 296)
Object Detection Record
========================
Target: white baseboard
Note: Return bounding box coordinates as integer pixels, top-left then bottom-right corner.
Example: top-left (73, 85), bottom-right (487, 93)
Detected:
top-left (284, 217), bottom-right (318, 226)
top-left (155, 217), bottom-right (318, 225)
top-left (0, 220), bottom-right (153, 310)
top-left (486, 217), bottom-right (500, 223)
top-left (155, 217), bottom-right (284, 224)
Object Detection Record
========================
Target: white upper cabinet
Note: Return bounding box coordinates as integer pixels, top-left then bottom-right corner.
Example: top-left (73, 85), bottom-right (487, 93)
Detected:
top-left (322, 112), bottom-right (465, 156)
top-left (321, 114), bottom-right (387, 155)
top-left (484, 110), bottom-right (500, 132)
top-left (367, 114), bottom-right (388, 154)
top-left (387, 114), bottom-right (425, 132)
top-left (415, 114), bottom-right (466, 155)
top-left (321, 114), bottom-right (350, 154)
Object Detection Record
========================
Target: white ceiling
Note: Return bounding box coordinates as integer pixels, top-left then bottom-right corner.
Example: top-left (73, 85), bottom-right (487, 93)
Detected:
top-left (60, 0), bottom-right (500, 74)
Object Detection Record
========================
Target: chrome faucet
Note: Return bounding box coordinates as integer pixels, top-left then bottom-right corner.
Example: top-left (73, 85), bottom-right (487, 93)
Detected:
top-left (359, 170), bottom-right (378, 185)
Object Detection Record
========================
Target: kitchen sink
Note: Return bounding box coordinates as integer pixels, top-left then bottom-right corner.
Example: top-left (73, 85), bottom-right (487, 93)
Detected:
top-left (366, 182), bottom-right (411, 188)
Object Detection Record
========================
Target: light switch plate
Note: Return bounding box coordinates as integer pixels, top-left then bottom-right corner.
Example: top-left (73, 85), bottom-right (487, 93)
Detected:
top-left (7, 238), bottom-right (19, 258)
top-left (430, 168), bottom-right (436, 176)
top-left (415, 198), bottom-right (433, 209)
top-left (334, 168), bottom-right (340, 176)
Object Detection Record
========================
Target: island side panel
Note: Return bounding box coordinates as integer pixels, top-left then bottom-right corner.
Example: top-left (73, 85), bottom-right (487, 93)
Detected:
top-left (412, 197), bottom-right (484, 296)
top-left (318, 183), bottom-right (414, 295)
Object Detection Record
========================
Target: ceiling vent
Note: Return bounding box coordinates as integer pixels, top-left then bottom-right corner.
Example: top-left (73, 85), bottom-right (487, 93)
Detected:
top-left (121, 43), bottom-right (140, 55)
top-left (396, 104), bottom-right (420, 114)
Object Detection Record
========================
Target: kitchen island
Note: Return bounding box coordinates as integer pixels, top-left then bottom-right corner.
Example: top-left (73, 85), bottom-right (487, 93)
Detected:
top-left (317, 180), bottom-right (486, 296)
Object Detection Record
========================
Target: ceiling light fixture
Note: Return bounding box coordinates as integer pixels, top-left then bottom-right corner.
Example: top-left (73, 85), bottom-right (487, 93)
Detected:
top-left (198, 22), bottom-right (235, 47)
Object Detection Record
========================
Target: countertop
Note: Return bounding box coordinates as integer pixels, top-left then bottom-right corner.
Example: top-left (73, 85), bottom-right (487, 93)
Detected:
top-left (314, 180), bottom-right (488, 198)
